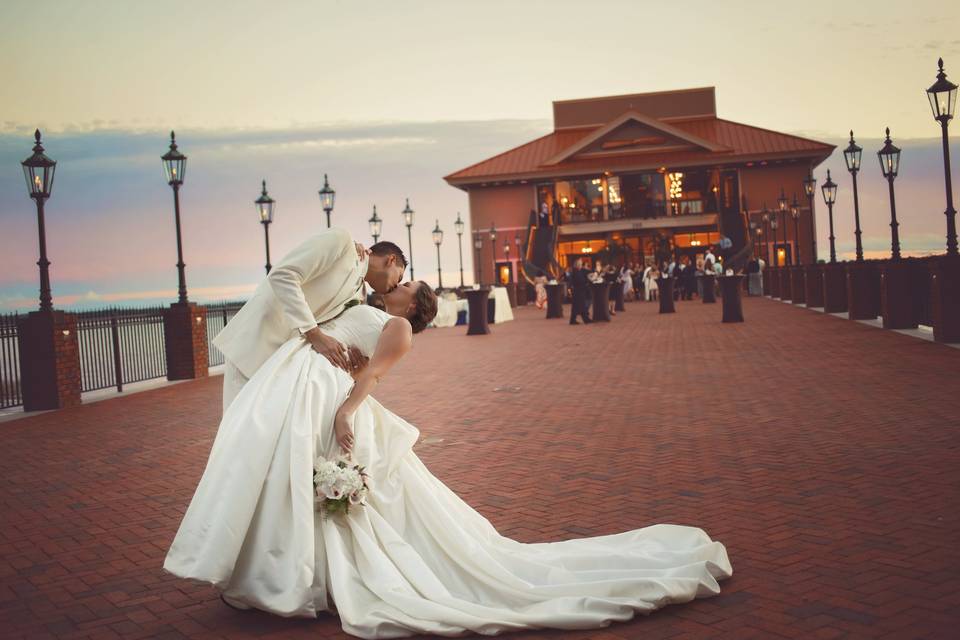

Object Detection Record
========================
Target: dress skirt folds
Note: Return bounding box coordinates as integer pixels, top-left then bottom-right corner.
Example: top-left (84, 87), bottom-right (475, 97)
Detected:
top-left (165, 333), bottom-right (732, 639)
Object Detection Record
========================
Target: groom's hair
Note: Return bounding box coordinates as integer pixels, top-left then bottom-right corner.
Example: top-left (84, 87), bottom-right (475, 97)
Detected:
top-left (409, 282), bottom-right (438, 334)
top-left (369, 241), bottom-right (407, 269)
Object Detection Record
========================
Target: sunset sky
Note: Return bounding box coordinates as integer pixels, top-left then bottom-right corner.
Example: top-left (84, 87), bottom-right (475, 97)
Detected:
top-left (1, 0), bottom-right (959, 311)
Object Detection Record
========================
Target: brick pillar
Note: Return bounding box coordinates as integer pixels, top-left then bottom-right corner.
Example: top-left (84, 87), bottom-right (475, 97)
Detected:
top-left (163, 302), bottom-right (208, 381)
top-left (930, 254), bottom-right (960, 343)
top-left (17, 310), bottom-right (81, 411)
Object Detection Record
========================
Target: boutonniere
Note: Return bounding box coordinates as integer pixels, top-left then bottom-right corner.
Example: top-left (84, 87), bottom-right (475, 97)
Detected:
top-left (343, 299), bottom-right (361, 310)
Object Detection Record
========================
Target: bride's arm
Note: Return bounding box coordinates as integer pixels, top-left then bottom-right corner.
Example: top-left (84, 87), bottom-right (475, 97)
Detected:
top-left (333, 318), bottom-right (413, 453)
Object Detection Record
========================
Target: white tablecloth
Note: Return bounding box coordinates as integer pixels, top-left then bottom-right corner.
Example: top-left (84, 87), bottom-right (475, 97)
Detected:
top-left (432, 287), bottom-right (513, 328)
top-left (490, 287), bottom-right (514, 324)
top-left (433, 295), bottom-right (468, 328)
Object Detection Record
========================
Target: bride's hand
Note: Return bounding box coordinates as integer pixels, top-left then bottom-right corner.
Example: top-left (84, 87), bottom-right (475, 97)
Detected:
top-left (334, 410), bottom-right (355, 453)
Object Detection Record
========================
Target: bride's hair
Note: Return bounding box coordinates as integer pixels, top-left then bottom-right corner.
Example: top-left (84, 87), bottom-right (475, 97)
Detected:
top-left (408, 282), bottom-right (438, 334)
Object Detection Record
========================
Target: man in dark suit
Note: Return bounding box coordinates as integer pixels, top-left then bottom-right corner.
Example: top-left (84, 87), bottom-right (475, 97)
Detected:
top-left (569, 258), bottom-right (592, 325)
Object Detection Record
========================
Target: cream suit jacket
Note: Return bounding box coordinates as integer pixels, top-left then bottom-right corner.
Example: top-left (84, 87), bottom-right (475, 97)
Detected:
top-left (212, 228), bottom-right (367, 379)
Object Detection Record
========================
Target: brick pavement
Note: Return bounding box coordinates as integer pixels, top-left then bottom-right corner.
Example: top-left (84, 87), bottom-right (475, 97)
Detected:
top-left (1, 297), bottom-right (959, 639)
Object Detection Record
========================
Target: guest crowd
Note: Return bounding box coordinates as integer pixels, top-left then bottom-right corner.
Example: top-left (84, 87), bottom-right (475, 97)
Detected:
top-left (554, 247), bottom-right (763, 325)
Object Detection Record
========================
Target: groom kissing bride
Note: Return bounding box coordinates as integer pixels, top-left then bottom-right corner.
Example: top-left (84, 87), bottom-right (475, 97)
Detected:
top-left (164, 226), bottom-right (732, 639)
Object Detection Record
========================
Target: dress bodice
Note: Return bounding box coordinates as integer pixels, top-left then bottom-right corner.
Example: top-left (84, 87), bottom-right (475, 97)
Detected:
top-left (319, 304), bottom-right (393, 358)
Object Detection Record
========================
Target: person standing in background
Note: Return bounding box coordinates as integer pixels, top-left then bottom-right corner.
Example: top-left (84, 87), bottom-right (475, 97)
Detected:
top-left (569, 258), bottom-right (592, 325)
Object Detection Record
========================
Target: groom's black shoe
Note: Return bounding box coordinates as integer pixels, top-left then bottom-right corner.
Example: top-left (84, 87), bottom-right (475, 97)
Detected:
top-left (220, 593), bottom-right (252, 611)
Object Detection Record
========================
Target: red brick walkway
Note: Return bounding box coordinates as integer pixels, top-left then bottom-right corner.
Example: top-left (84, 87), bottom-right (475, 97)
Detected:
top-left (2, 298), bottom-right (959, 639)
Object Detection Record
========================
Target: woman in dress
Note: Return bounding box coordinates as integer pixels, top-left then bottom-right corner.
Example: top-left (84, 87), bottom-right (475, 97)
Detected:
top-left (619, 264), bottom-right (634, 302)
top-left (164, 281), bottom-right (731, 639)
top-left (644, 265), bottom-right (660, 301)
top-left (533, 274), bottom-right (548, 309)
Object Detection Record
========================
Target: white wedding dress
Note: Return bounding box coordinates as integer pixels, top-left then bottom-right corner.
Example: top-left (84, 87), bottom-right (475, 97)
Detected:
top-left (164, 304), bottom-right (732, 639)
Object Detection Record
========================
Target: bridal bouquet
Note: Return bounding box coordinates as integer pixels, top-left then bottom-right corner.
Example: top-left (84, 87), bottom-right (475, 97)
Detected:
top-left (313, 454), bottom-right (370, 516)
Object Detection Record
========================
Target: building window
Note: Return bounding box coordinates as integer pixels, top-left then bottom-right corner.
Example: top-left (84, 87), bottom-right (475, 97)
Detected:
top-left (554, 178), bottom-right (604, 224)
top-left (621, 172), bottom-right (666, 218)
top-left (667, 168), bottom-right (720, 216)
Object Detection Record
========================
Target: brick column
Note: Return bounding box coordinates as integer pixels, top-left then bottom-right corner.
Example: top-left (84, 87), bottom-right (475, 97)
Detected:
top-left (163, 302), bottom-right (208, 381)
top-left (930, 254), bottom-right (960, 343)
top-left (17, 310), bottom-right (81, 411)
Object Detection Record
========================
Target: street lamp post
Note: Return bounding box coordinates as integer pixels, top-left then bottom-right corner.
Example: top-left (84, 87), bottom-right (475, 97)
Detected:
top-left (454, 212), bottom-right (465, 288)
top-left (803, 170), bottom-right (817, 263)
top-left (777, 187), bottom-right (788, 266)
top-left (878, 127), bottom-right (903, 260)
top-left (161, 132), bottom-right (206, 381)
top-left (473, 232), bottom-right (483, 285)
top-left (318, 174), bottom-right (335, 229)
top-left (844, 131), bottom-right (865, 262)
top-left (368, 205), bottom-right (382, 243)
top-left (21, 129), bottom-right (57, 312)
top-left (432, 220), bottom-right (444, 289)
top-left (161, 131), bottom-right (189, 304)
top-left (254, 180), bottom-right (275, 274)
top-left (927, 57), bottom-right (958, 255)
top-left (489, 224), bottom-right (498, 285)
top-left (790, 193), bottom-right (802, 266)
top-left (18, 130), bottom-right (83, 411)
top-left (761, 204), bottom-right (771, 265)
top-left (770, 212), bottom-right (780, 264)
top-left (514, 232), bottom-right (521, 263)
top-left (821, 170), bottom-right (838, 263)
top-left (749, 218), bottom-right (758, 257)
top-left (402, 198), bottom-right (415, 279)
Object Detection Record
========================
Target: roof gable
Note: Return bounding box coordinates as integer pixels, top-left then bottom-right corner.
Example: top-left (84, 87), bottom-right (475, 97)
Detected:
top-left (543, 111), bottom-right (729, 166)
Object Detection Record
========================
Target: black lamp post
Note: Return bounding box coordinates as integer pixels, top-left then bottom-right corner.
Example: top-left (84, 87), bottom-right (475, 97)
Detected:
top-left (749, 218), bottom-right (759, 257)
top-left (454, 212), bottom-right (465, 288)
top-left (402, 198), bottom-right (415, 279)
top-left (368, 205), bottom-right (382, 243)
top-left (878, 127), bottom-right (903, 260)
top-left (761, 204), bottom-right (771, 264)
top-left (21, 129), bottom-right (57, 312)
top-left (777, 187), bottom-right (788, 266)
top-left (803, 170), bottom-right (817, 263)
top-left (254, 180), bottom-right (275, 274)
top-left (161, 131), bottom-right (189, 304)
top-left (473, 232), bottom-right (483, 285)
top-left (927, 57), bottom-right (958, 255)
top-left (770, 210), bottom-right (780, 266)
top-left (844, 131), bottom-right (865, 262)
top-left (790, 193), bottom-right (802, 266)
top-left (318, 174), bottom-right (335, 229)
top-left (489, 224), bottom-right (498, 284)
top-left (821, 170), bottom-right (839, 263)
top-left (432, 220), bottom-right (444, 289)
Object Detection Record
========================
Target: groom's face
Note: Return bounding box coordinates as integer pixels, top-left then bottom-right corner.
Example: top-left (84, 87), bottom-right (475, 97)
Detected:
top-left (368, 254), bottom-right (406, 294)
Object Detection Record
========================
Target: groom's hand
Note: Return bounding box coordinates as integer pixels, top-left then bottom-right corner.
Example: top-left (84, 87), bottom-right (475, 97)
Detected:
top-left (304, 327), bottom-right (351, 371)
top-left (355, 242), bottom-right (366, 261)
top-left (347, 347), bottom-right (369, 374)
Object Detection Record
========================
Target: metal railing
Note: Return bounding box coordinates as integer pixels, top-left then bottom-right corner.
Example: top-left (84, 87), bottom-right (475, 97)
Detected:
top-left (0, 300), bottom-right (248, 409)
top-left (76, 306), bottom-right (168, 392)
top-left (1, 313), bottom-right (21, 409)
top-left (205, 301), bottom-right (244, 366)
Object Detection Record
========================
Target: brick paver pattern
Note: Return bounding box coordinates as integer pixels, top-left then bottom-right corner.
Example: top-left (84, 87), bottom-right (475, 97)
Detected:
top-left (2, 298), bottom-right (959, 640)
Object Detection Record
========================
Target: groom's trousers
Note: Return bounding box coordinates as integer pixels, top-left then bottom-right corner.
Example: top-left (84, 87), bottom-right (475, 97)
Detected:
top-left (222, 359), bottom-right (250, 414)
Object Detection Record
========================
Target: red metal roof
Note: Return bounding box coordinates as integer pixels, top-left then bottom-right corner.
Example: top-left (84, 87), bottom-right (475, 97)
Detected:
top-left (444, 117), bottom-right (834, 187)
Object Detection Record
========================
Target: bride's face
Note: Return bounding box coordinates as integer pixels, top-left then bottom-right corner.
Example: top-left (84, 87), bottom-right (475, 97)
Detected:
top-left (382, 280), bottom-right (424, 317)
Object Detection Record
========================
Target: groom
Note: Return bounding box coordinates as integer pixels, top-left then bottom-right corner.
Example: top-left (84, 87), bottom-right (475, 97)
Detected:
top-left (213, 227), bottom-right (407, 412)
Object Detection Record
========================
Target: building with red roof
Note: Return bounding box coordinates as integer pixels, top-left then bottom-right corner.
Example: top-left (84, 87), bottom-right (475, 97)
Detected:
top-left (444, 87), bottom-right (834, 286)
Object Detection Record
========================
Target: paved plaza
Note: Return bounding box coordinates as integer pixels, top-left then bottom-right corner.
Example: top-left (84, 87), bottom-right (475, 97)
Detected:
top-left (2, 297), bottom-right (959, 639)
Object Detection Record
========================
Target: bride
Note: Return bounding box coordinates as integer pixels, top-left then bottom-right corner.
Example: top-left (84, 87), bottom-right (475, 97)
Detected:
top-left (164, 280), bottom-right (732, 639)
